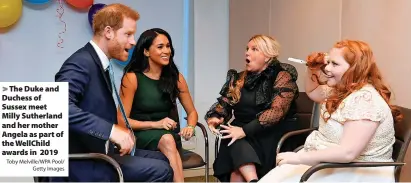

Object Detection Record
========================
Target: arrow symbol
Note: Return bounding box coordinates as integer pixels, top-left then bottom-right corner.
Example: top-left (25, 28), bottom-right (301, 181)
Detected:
top-left (2, 87), bottom-right (7, 91)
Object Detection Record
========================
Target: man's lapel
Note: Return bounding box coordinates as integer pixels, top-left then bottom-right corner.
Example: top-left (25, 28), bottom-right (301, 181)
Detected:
top-left (85, 43), bottom-right (113, 94)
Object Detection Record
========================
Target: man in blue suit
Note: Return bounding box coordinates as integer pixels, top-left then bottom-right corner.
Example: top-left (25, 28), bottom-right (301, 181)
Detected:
top-left (53, 3), bottom-right (173, 182)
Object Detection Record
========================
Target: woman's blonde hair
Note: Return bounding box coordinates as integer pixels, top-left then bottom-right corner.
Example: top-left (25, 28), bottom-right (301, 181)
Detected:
top-left (228, 35), bottom-right (281, 104)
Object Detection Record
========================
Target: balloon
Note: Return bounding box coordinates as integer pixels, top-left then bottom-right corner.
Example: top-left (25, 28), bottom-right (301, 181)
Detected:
top-left (88, 3), bottom-right (106, 27)
top-left (24, 0), bottom-right (51, 4)
top-left (66, 0), bottom-right (93, 9)
top-left (0, 0), bottom-right (23, 28)
top-left (115, 46), bottom-right (135, 67)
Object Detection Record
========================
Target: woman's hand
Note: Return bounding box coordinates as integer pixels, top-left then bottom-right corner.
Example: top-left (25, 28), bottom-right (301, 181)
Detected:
top-left (220, 124), bottom-right (246, 146)
top-left (207, 117), bottom-right (224, 135)
top-left (306, 52), bottom-right (328, 71)
top-left (179, 126), bottom-right (194, 140)
top-left (306, 52), bottom-right (330, 85)
top-left (276, 152), bottom-right (302, 166)
top-left (156, 117), bottom-right (177, 130)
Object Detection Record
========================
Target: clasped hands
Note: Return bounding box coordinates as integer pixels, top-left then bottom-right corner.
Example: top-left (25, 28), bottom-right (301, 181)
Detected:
top-left (207, 117), bottom-right (245, 146)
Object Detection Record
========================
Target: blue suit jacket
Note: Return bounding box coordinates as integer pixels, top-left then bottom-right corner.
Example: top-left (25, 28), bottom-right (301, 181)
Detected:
top-left (54, 42), bottom-right (116, 181)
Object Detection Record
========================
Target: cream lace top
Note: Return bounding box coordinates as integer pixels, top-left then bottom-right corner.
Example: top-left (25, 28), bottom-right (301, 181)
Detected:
top-left (303, 84), bottom-right (395, 162)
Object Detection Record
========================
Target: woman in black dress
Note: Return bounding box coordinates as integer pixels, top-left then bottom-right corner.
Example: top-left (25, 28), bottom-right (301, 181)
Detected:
top-left (205, 35), bottom-right (299, 182)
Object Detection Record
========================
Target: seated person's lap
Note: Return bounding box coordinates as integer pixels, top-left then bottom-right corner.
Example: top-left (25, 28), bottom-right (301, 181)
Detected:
top-left (134, 129), bottom-right (180, 151)
top-left (49, 149), bottom-right (172, 182)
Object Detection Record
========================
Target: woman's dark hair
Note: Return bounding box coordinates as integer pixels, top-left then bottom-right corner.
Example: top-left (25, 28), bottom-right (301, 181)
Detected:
top-left (121, 28), bottom-right (180, 102)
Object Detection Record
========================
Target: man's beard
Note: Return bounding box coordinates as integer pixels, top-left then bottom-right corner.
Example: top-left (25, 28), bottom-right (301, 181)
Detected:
top-left (108, 39), bottom-right (126, 61)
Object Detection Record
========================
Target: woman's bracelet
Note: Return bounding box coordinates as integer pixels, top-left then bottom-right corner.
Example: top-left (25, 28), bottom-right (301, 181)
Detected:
top-left (187, 125), bottom-right (196, 135)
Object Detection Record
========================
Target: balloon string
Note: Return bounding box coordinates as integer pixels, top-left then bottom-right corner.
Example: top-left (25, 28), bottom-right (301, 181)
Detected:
top-left (56, 0), bottom-right (66, 48)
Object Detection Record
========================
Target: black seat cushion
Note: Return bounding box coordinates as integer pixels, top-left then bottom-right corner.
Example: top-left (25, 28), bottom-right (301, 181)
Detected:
top-left (181, 149), bottom-right (206, 169)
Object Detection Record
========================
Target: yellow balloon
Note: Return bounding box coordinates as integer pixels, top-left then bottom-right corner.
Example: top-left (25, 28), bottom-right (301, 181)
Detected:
top-left (0, 0), bottom-right (23, 28)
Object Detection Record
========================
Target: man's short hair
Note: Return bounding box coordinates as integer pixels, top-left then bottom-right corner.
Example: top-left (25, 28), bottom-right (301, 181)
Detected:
top-left (92, 3), bottom-right (140, 35)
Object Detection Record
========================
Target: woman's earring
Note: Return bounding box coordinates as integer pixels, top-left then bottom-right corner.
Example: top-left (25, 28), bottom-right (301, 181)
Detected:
top-left (144, 50), bottom-right (149, 57)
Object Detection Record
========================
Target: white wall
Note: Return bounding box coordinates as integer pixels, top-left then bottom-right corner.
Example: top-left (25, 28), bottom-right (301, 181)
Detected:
top-left (0, 0), bottom-right (187, 110)
top-left (191, 0), bottom-right (229, 175)
top-left (0, 0), bottom-right (185, 83)
top-left (0, 0), bottom-right (230, 181)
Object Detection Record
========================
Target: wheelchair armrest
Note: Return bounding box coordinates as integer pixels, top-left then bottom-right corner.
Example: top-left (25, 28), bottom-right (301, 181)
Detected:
top-left (69, 153), bottom-right (124, 182)
top-left (299, 161), bottom-right (405, 182)
top-left (276, 127), bottom-right (318, 155)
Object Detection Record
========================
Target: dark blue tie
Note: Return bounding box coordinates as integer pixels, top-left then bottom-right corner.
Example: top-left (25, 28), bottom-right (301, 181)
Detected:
top-left (108, 62), bottom-right (136, 156)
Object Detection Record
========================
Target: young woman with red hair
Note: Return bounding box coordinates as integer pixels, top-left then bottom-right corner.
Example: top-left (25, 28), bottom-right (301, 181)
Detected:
top-left (260, 39), bottom-right (402, 182)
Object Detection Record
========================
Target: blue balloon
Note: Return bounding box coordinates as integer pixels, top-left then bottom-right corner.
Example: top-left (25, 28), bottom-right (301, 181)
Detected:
top-left (114, 46), bottom-right (135, 67)
top-left (24, 0), bottom-right (51, 4)
top-left (88, 3), bottom-right (106, 28)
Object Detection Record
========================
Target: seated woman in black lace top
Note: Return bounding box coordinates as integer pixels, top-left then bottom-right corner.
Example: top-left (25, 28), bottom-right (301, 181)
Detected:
top-left (205, 35), bottom-right (299, 182)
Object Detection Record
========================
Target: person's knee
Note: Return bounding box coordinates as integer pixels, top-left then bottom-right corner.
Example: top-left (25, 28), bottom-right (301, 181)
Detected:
top-left (232, 169), bottom-right (241, 175)
top-left (230, 170), bottom-right (245, 182)
top-left (129, 159), bottom-right (173, 182)
top-left (231, 170), bottom-right (241, 177)
top-left (159, 134), bottom-right (177, 152)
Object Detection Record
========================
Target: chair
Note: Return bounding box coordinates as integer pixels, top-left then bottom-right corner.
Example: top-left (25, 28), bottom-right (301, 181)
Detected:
top-left (180, 120), bottom-right (210, 182)
top-left (276, 106), bottom-right (411, 182)
top-left (169, 104), bottom-right (210, 183)
top-left (214, 92), bottom-right (317, 170)
top-left (34, 104), bottom-right (209, 183)
top-left (275, 92), bottom-right (317, 153)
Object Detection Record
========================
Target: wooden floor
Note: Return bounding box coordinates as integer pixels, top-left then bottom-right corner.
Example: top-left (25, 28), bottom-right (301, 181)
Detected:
top-left (185, 175), bottom-right (218, 182)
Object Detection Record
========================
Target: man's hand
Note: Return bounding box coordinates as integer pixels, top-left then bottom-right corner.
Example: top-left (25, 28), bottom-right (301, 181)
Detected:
top-left (220, 124), bottom-right (246, 146)
top-left (109, 124), bottom-right (135, 156)
top-left (207, 117), bottom-right (224, 135)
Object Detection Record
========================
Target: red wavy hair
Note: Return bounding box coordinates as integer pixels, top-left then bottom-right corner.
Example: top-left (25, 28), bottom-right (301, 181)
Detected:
top-left (308, 40), bottom-right (403, 123)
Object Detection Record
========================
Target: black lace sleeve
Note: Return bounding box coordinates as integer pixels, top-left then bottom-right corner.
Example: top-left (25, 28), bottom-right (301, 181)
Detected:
top-left (242, 66), bottom-right (298, 136)
top-left (258, 71), bottom-right (297, 126)
top-left (204, 69), bottom-right (238, 123)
